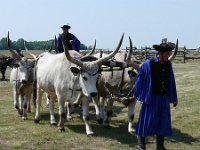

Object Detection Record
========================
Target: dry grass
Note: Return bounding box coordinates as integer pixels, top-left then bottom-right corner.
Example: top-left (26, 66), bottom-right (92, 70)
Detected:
top-left (0, 50), bottom-right (200, 150)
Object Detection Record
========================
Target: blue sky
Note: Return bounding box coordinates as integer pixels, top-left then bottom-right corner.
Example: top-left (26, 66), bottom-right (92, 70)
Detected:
top-left (0, 0), bottom-right (199, 49)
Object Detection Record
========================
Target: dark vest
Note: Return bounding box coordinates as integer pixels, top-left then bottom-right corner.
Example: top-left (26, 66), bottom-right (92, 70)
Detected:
top-left (151, 59), bottom-right (170, 95)
top-left (58, 33), bottom-right (73, 52)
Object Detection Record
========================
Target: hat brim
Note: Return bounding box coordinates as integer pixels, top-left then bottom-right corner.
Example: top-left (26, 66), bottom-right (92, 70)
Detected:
top-left (61, 26), bottom-right (71, 29)
top-left (153, 45), bottom-right (174, 52)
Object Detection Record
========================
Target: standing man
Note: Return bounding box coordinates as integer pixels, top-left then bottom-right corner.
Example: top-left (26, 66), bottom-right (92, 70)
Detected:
top-left (134, 39), bottom-right (178, 150)
top-left (57, 24), bottom-right (80, 53)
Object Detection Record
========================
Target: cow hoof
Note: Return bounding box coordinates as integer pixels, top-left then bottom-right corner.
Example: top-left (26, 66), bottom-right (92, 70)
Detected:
top-left (58, 128), bottom-right (65, 132)
top-left (129, 130), bottom-right (135, 135)
top-left (50, 122), bottom-right (57, 126)
top-left (67, 116), bottom-right (73, 121)
top-left (97, 118), bottom-right (103, 125)
top-left (22, 116), bottom-right (28, 120)
top-left (17, 109), bottom-right (23, 116)
top-left (34, 119), bottom-right (40, 123)
top-left (87, 131), bottom-right (95, 136)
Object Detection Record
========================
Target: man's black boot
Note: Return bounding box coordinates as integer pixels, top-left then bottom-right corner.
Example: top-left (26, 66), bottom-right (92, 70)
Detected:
top-left (156, 135), bottom-right (167, 150)
top-left (136, 136), bottom-right (146, 150)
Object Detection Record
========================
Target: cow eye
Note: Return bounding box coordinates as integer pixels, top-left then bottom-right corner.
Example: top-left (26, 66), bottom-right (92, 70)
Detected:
top-left (83, 76), bottom-right (88, 81)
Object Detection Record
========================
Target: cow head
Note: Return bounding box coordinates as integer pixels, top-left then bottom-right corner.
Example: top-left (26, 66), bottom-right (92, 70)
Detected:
top-left (7, 32), bottom-right (35, 84)
top-left (63, 33), bottom-right (124, 98)
top-left (70, 60), bottom-right (100, 97)
top-left (15, 58), bottom-right (34, 84)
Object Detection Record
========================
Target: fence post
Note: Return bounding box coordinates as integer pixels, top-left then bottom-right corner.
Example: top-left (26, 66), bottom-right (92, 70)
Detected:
top-left (183, 46), bottom-right (186, 63)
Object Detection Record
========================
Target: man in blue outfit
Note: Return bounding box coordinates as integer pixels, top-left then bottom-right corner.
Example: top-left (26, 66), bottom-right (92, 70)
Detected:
top-left (57, 24), bottom-right (80, 53)
top-left (134, 39), bottom-right (178, 150)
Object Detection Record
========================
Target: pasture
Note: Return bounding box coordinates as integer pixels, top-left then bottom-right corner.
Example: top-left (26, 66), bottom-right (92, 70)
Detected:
top-left (0, 50), bottom-right (200, 150)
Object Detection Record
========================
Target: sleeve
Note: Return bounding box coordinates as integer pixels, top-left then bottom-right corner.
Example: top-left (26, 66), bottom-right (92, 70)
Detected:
top-left (134, 60), bottom-right (152, 104)
top-left (168, 62), bottom-right (178, 103)
top-left (71, 34), bottom-right (80, 52)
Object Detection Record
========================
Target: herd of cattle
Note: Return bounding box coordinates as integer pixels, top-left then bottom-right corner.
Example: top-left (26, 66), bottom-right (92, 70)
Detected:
top-left (0, 32), bottom-right (178, 135)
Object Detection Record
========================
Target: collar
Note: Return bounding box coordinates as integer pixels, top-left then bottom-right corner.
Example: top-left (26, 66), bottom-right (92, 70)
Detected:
top-left (153, 55), bottom-right (159, 62)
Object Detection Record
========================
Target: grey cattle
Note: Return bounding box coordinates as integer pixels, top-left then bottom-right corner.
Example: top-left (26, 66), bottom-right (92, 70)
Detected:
top-left (92, 37), bottom-right (138, 134)
top-left (8, 33), bottom-right (35, 119)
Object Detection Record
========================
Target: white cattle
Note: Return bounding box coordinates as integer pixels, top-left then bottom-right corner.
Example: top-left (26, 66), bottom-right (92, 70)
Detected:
top-left (32, 34), bottom-right (124, 135)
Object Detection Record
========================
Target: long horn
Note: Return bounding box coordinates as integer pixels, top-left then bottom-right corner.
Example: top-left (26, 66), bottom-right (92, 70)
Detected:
top-left (126, 36), bottom-right (133, 62)
top-left (62, 42), bottom-right (83, 67)
top-left (24, 40), bottom-right (37, 59)
top-left (86, 39), bottom-right (96, 56)
top-left (48, 40), bottom-right (54, 53)
top-left (127, 37), bottom-right (140, 71)
top-left (168, 39), bottom-right (178, 61)
top-left (95, 33), bottom-right (125, 65)
top-left (7, 31), bottom-right (11, 49)
top-left (55, 35), bottom-right (58, 54)
top-left (7, 32), bottom-right (21, 60)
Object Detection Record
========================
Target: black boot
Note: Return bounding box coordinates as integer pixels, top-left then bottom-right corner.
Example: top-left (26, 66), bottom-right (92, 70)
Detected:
top-left (136, 136), bottom-right (146, 150)
top-left (156, 135), bottom-right (167, 150)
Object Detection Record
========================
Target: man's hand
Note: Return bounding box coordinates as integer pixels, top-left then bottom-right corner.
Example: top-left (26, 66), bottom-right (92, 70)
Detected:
top-left (173, 101), bottom-right (178, 107)
top-left (69, 40), bottom-right (73, 44)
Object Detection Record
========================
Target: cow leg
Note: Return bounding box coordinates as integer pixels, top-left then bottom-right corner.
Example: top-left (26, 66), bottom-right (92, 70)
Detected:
top-left (92, 96), bottom-right (103, 124)
top-left (128, 100), bottom-right (137, 134)
top-left (65, 102), bottom-right (73, 121)
top-left (13, 88), bottom-right (19, 112)
top-left (99, 97), bottom-right (105, 122)
top-left (2, 73), bottom-right (5, 80)
top-left (103, 98), bottom-right (114, 127)
top-left (34, 88), bottom-right (43, 123)
top-left (18, 95), bottom-right (23, 117)
top-left (48, 97), bottom-right (57, 125)
top-left (1, 68), bottom-right (5, 80)
top-left (27, 99), bottom-right (31, 113)
top-left (82, 97), bottom-right (94, 135)
top-left (57, 96), bottom-right (66, 132)
top-left (46, 93), bottom-right (50, 107)
top-left (22, 94), bottom-right (30, 120)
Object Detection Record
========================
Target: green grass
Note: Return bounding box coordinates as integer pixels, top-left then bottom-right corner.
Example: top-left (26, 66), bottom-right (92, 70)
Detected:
top-left (0, 51), bottom-right (200, 149)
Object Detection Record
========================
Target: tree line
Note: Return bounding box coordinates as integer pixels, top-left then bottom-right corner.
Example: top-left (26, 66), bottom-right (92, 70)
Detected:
top-left (0, 37), bottom-right (88, 50)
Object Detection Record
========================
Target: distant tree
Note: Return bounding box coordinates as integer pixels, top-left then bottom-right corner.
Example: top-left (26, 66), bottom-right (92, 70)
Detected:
top-left (87, 45), bottom-right (93, 50)
top-left (0, 37), bottom-right (88, 50)
top-left (0, 37), bottom-right (8, 50)
top-left (80, 43), bottom-right (87, 50)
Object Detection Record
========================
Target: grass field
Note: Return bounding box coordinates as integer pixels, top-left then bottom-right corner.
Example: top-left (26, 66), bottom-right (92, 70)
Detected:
top-left (0, 51), bottom-right (200, 150)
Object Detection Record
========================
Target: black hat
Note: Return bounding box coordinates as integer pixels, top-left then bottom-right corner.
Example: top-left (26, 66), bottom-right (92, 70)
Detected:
top-left (153, 38), bottom-right (175, 52)
top-left (61, 25), bottom-right (71, 29)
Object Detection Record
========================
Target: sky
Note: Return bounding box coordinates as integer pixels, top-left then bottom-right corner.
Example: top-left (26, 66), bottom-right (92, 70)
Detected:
top-left (0, 0), bottom-right (200, 49)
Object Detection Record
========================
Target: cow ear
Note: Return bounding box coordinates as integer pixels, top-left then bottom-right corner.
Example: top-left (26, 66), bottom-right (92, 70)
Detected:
top-left (70, 67), bottom-right (80, 76)
top-left (128, 70), bottom-right (137, 78)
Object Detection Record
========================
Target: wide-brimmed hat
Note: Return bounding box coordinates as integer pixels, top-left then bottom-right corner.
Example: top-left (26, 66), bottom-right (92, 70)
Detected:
top-left (153, 38), bottom-right (175, 52)
top-left (61, 24), bottom-right (71, 29)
